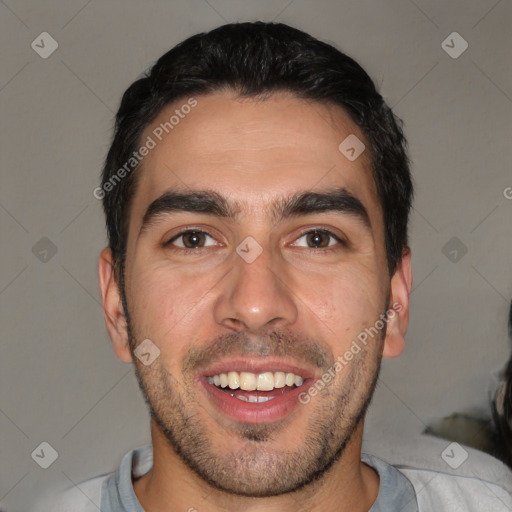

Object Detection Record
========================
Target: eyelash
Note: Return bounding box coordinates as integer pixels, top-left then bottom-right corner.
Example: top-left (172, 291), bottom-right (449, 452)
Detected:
top-left (163, 228), bottom-right (347, 254)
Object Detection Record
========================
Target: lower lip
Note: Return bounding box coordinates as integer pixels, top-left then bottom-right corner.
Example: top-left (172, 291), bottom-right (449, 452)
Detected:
top-left (200, 377), bottom-right (309, 424)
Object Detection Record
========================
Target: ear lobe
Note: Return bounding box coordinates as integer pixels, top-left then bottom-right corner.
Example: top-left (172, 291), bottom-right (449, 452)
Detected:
top-left (98, 247), bottom-right (133, 363)
top-left (382, 247), bottom-right (412, 359)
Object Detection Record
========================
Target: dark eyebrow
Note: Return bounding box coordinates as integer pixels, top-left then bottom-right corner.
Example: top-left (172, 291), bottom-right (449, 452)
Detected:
top-left (275, 188), bottom-right (371, 229)
top-left (138, 190), bottom-right (240, 240)
top-left (138, 187), bottom-right (371, 239)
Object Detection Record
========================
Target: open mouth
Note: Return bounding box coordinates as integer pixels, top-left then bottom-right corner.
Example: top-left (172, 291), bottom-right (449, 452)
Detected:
top-left (200, 365), bottom-right (310, 424)
top-left (207, 371), bottom-right (304, 403)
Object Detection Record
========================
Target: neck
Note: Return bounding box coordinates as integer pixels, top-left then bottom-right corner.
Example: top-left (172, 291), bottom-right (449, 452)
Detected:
top-left (133, 419), bottom-right (379, 512)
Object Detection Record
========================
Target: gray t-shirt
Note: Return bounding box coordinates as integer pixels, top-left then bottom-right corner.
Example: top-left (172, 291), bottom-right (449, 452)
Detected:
top-left (99, 445), bottom-right (418, 511)
top-left (32, 438), bottom-right (512, 511)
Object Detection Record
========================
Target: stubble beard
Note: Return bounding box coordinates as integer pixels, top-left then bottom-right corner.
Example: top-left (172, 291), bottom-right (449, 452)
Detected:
top-left (128, 326), bottom-right (383, 497)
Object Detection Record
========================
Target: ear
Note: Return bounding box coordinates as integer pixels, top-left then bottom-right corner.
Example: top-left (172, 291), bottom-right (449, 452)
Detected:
top-left (382, 247), bottom-right (412, 358)
top-left (98, 247), bottom-right (133, 363)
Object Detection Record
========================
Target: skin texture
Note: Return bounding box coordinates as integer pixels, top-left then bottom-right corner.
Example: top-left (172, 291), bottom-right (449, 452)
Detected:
top-left (98, 90), bottom-right (412, 512)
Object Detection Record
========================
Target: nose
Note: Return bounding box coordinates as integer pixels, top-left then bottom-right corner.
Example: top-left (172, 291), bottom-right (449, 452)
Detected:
top-left (213, 243), bottom-right (298, 334)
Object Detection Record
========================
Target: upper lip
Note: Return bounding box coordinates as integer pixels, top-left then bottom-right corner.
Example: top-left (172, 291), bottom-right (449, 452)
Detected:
top-left (198, 357), bottom-right (319, 380)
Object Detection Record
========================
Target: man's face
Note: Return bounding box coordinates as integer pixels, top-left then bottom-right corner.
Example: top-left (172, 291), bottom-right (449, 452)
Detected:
top-left (120, 91), bottom-right (392, 496)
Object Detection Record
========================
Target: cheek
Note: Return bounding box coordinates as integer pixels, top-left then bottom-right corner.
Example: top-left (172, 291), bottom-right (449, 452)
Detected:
top-left (300, 264), bottom-right (383, 346)
top-left (127, 263), bottom-right (213, 349)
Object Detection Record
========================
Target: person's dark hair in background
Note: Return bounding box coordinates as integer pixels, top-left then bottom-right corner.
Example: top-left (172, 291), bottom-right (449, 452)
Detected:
top-left (491, 300), bottom-right (512, 467)
top-left (425, 299), bottom-right (512, 469)
top-left (100, 21), bottom-right (413, 302)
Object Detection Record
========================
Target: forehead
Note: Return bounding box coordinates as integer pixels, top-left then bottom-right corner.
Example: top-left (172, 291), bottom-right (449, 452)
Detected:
top-left (129, 90), bottom-right (381, 235)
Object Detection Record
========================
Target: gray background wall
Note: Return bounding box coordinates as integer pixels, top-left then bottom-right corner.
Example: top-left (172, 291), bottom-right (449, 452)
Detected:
top-left (1, 1), bottom-right (511, 510)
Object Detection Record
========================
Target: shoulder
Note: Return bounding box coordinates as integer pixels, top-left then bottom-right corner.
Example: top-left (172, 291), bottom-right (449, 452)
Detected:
top-left (29, 444), bottom-right (152, 512)
top-left (399, 466), bottom-right (512, 512)
top-left (367, 433), bottom-right (512, 512)
top-left (29, 474), bottom-right (108, 512)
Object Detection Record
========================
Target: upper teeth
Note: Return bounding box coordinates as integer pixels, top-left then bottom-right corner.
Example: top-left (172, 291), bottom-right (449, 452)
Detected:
top-left (208, 371), bottom-right (304, 391)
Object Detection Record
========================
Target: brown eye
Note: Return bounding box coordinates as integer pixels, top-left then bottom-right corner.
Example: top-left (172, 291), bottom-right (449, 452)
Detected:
top-left (181, 231), bottom-right (206, 248)
top-left (292, 229), bottom-right (345, 250)
top-left (166, 230), bottom-right (217, 249)
top-left (306, 231), bottom-right (331, 248)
